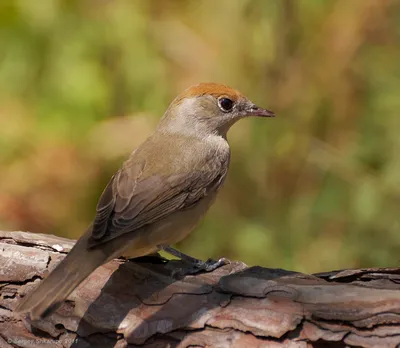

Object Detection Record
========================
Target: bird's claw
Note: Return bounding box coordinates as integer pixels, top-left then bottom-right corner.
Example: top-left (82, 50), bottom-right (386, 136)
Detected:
top-left (201, 257), bottom-right (230, 271)
top-left (171, 257), bottom-right (230, 278)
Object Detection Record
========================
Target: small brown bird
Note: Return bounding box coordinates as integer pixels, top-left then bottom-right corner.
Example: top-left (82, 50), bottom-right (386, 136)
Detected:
top-left (16, 82), bottom-right (275, 320)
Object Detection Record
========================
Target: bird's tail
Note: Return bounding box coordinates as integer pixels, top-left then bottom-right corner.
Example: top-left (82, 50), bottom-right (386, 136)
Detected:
top-left (15, 228), bottom-right (117, 320)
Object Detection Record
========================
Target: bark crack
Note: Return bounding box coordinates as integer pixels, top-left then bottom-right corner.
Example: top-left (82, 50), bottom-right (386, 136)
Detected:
top-left (1, 231), bottom-right (399, 347)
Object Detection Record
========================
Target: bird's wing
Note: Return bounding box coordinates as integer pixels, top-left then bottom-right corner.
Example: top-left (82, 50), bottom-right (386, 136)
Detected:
top-left (87, 155), bottom-right (227, 248)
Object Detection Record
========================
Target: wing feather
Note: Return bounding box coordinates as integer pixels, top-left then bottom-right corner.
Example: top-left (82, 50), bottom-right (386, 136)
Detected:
top-left (87, 163), bottom-right (227, 248)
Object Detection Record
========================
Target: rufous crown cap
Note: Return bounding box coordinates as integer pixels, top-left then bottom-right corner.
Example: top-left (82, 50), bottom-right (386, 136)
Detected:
top-left (174, 82), bottom-right (243, 105)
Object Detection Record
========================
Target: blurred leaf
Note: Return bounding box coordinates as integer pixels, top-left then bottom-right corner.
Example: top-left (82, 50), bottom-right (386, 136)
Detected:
top-left (0, 0), bottom-right (399, 272)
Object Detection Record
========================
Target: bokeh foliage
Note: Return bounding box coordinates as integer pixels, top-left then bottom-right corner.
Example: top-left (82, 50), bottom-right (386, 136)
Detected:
top-left (1, 0), bottom-right (399, 272)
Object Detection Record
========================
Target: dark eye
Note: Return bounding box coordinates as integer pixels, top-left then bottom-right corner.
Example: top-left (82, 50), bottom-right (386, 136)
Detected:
top-left (218, 97), bottom-right (234, 112)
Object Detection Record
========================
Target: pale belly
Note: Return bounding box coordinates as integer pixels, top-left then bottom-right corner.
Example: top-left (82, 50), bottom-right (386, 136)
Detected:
top-left (122, 192), bottom-right (217, 258)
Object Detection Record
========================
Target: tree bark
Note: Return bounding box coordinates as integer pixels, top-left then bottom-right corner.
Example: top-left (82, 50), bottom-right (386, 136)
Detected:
top-left (0, 230), bottom-right (399, 348)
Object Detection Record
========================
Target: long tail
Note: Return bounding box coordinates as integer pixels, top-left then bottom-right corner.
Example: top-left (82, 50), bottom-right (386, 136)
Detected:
top-left (15, 228), bottom-right (118, 320)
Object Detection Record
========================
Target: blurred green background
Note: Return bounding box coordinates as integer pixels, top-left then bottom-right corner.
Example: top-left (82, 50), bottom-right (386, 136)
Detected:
top-left (1, 0), bottom-right (399, 273)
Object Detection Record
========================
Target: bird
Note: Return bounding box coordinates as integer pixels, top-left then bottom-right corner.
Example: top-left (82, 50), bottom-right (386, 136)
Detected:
top-left (15, 82), bottom-right (275, 320)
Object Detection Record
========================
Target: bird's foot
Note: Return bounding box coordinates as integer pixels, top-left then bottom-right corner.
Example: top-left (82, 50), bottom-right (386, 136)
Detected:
top-left (172, 257), bottom-right (230, 278)
top-left (157, 245), bottom-right (230, 278)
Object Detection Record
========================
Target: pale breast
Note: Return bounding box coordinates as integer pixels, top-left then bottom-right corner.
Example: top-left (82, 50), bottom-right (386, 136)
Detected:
top-left (202, 134), bottom-right (231, 173)
top-left (123, 134), bottom-right (231, 256)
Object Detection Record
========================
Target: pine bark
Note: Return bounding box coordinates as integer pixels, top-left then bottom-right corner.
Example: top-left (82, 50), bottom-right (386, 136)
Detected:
top-left (1, 230), bottom-right (399, 348)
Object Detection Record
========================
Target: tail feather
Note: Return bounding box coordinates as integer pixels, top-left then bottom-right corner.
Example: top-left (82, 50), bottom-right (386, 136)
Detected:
top-left (16, 229), bottom-right (114, 320)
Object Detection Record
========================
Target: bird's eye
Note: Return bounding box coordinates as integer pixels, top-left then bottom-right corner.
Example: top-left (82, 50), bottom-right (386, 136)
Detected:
top-left (218, 97), bottom-right (234, 112)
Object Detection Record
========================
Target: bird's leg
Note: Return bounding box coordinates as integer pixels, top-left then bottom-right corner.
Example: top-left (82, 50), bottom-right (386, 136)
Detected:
top-left (159, 245), bottom-right (230, 277)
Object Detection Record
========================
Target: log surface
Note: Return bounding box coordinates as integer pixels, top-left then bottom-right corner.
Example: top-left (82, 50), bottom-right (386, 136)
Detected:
top-left (0, 230), bottom-right (399, 348)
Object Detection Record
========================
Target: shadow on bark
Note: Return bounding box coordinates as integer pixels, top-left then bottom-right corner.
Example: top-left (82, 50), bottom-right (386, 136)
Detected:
top-left (1, 230), bottom-right (399, 347)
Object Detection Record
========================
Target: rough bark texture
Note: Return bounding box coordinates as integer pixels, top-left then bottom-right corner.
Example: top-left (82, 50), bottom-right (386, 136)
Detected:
top-left (0, 230), bottom-right (399, 348)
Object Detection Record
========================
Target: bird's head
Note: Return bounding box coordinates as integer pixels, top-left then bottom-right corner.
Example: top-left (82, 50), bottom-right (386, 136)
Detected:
top-left (158, 82), bottom-right (275, 137)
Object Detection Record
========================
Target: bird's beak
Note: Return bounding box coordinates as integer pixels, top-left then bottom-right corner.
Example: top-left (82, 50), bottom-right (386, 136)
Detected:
top-left (247, 104), bottom-right (275, 117)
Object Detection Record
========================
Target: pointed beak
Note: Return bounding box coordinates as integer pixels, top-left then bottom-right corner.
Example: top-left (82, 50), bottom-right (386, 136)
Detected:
top-left (247, 104), bottom-right (275, 117)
